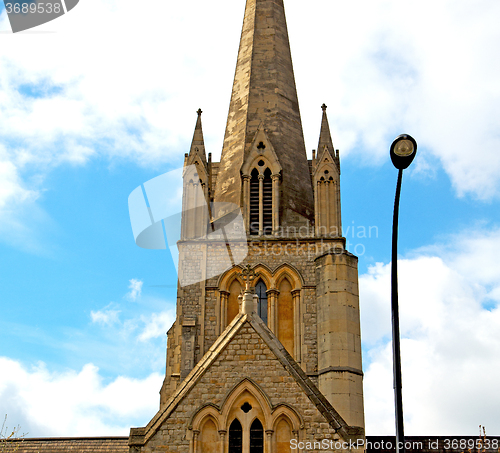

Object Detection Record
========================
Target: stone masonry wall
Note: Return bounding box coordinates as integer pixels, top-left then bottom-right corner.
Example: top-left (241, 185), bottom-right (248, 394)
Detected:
top-left (143, 322), bottom-right (351, 453)
top-left (163, 236), bottom-right (349, 403)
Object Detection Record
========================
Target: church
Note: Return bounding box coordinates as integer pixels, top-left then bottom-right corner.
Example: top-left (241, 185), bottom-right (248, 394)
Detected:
top-left (127, 0), bottom-right (366, 451)
top-left (5, 2), bottom-right (500, 453)
top-left (1, 0), bottom-right (466, 452)
top-left (5, 0), bottom-right (366, 451)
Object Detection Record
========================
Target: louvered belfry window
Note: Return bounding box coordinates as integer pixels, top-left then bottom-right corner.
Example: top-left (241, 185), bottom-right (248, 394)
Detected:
top-left (249, 167), bottom-right (273, 235)
top-left (262, 168), bottom-right (272, 235)
top-left (250, 169), bottom-right (260, 235)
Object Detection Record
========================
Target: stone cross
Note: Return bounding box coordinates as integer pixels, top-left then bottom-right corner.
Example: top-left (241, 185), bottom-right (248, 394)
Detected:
top-left (240, 264), bottom-right (259, 291)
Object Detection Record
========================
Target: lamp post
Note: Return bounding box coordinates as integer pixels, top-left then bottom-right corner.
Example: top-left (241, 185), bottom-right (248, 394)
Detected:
top-left (390, 134), bottom-right (417, 453)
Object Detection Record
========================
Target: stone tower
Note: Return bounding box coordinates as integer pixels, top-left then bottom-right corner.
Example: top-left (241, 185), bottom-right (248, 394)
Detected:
top-left (129, 1), bottom-right (365, 451)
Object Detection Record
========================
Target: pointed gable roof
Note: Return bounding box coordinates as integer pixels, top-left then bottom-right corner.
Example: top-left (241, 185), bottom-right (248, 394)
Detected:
top-left (214, 0), bottom-right (314, 221)
top-left (131, 312), bottom-right (363, 446)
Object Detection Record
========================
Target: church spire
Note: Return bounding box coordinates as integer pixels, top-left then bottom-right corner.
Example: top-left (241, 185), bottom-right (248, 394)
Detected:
top-left (214, 0), bottom-right (314, 224)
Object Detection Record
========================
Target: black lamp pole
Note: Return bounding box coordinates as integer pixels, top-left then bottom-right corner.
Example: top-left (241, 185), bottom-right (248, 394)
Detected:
top-left (390, 134), bottom-right (417, 453)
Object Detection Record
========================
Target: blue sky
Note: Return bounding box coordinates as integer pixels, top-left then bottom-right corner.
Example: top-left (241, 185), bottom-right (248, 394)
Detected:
top-left (1, 0), bottom-right (500, 439)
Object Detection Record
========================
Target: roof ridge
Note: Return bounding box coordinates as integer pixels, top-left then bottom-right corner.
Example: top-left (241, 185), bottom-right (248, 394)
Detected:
top-left (131, 310), bottom-right (363, 447)
top-left (139, 313), bottom-right (249, 442)
top-left (246, 314), bottom-right (362, 440)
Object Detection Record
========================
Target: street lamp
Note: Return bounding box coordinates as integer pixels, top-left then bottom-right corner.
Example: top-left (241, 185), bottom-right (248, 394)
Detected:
top-left (390, 134), bottom-right (417, 453)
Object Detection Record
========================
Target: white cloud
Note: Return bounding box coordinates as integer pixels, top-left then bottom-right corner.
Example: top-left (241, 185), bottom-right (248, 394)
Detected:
top-left (0, 357), bottom-right (162, 437)
top-left (138, 310), bottom-right (176, 342)
top-left (360, 228), bottom-right (500, 435)
top-left (126, 279), bottom-right (143, 302)
top-left (288, 0), bottom-right (500, 199)
top-left (90, 308), bottom-right (121, 326)
top-left (0, 144), bottom-right (50, 252)
top-left (89, 280), bottom-right (174, 344)
top-left (0, 148), bottom-right (37, 211)
top-left (0, 0), bottom-right (499, 242)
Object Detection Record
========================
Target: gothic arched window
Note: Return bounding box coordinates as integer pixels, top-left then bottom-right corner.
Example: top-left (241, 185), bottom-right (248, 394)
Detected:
top-left (255, 280), bottom-right (268, 325)
top-left (249, 167), bottom-right (273, 235)
top-left (200, 418), bottom-right (218, 453)
top-left (229, 419), bottom-right (243, 453)
top-left (249, 419), bottom-right (264, 453)
top-left (262, 168), bottom-right (272, 235)
top-left (227, 279), bottom-right (242, 326)
top-left (278, 278), bottom-right (294, 355)
top-left (275, 417), bottom-right (293, 453)
top-left (249, 169), bottom-right (260, 235)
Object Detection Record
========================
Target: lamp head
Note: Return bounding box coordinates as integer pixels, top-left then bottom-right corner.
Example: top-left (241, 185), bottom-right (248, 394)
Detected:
top-left (390, 134), bottom-right (417, 170)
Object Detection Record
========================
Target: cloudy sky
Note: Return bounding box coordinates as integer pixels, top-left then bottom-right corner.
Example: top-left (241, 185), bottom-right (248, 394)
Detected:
top-left (1, 0), bottom-right (500, 439)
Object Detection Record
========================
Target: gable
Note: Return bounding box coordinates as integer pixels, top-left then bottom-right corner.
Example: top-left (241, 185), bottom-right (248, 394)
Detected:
top-left (131, 315), bottom-right (362, 452)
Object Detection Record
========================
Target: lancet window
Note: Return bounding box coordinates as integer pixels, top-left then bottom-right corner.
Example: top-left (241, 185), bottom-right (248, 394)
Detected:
top-left (262, 168), bottom-right (272, 234)
top-left (190, 380), bottom-right (302, 453)
top-left (243, 139), bottom-right (282, 238)
top-left (314, 162), bottom-right (341, 237)
top-left (199, 418), bottom-right (218, 453)
top-left (255, 280), bottom-right (268, 325)
top-left (227, 279), bottom-right (242, 326)
top-left (249, 167), bottom-right (273, 235)
top-left (218, 265), bottom-right (302, 360)
top-left (249, 419), bottom-right (264, 453)
top-left (277, 278), bottom-right (294, 355)
top-left (229, 419), bottom-right (243, 453)
top-left (249, 169), bottom-right (260, 235)
top-left (182, 163), bottom-right (209, 240)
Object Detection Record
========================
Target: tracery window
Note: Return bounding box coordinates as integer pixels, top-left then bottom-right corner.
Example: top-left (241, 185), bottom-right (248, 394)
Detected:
top-left (191, 380), bottom-right (302, 453)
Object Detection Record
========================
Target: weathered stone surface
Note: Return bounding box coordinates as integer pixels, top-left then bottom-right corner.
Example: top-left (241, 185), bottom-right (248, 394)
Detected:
top-left (214, 0), bottom-right (314, 225)
top-left (133, 313), bottom-right (363, 452)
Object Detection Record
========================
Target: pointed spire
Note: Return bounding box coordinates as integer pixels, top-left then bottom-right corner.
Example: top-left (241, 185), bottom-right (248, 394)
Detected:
top-left (187, 108), bottom-right (207, 166)
top-left (317, 104), bottom-right (339, 172)
top-left (318, 104), bottom-right (335, 155)
top-left (214, 0), bottom-right (314, 222)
